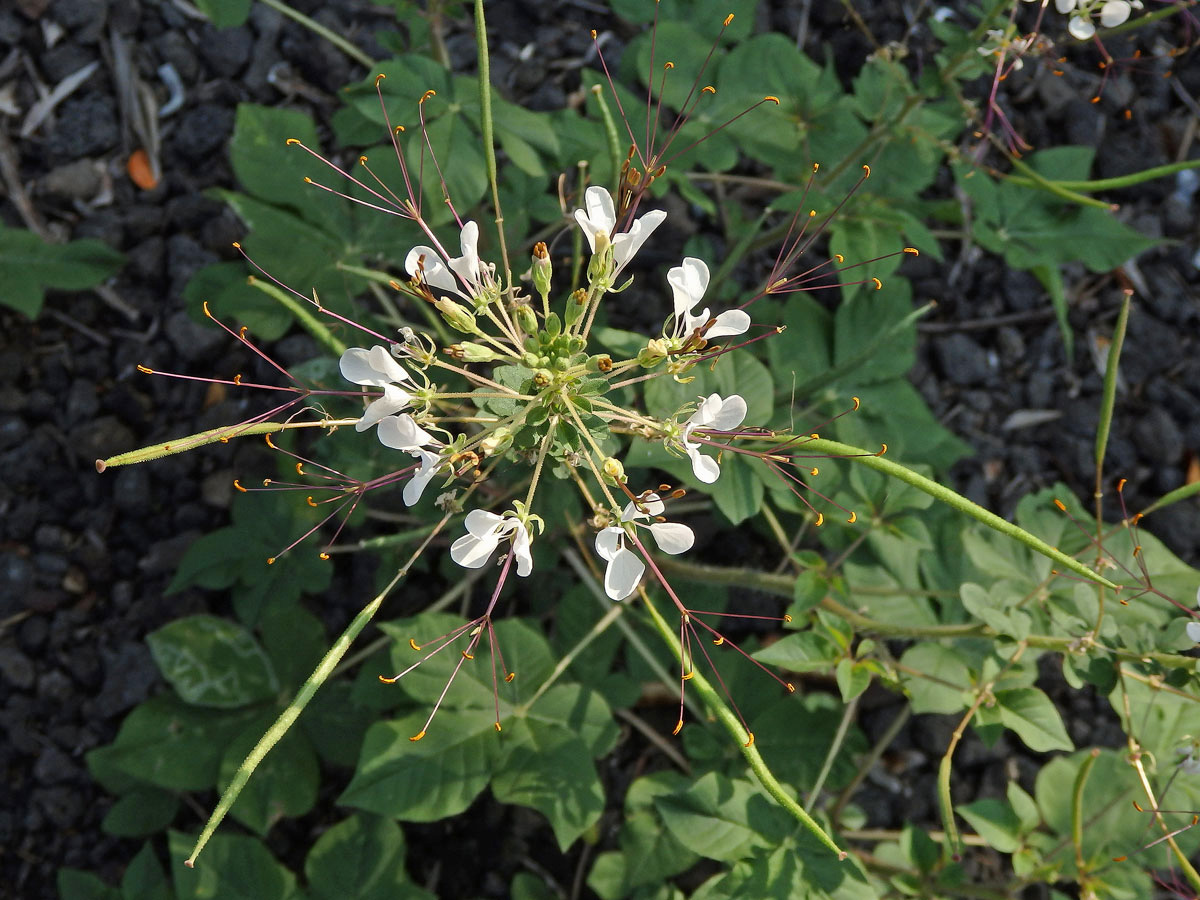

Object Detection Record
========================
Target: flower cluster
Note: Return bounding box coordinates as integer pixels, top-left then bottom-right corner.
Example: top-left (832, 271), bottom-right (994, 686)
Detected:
top-left (1030, 0), bottom-right (1143, 40)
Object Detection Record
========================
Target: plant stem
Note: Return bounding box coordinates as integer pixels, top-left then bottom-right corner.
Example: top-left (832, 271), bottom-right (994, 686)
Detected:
top-left (1071, 748), bottom-right (1100, 874)
top-left (473, 0), bottom-right (513, 294)
top-left (1004, 158), bottom-right (1200, 194)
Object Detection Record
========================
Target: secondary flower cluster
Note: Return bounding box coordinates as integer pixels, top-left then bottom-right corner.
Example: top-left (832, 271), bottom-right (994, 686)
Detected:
top-left (1027, 0), bottom-right (1142, 39)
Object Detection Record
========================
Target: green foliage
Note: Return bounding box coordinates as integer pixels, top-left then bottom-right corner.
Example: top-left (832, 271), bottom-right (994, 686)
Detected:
top-left (0, 222), bottom-right (124, 318)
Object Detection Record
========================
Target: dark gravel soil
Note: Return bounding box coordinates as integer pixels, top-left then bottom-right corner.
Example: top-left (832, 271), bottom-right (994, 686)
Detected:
top-left (1, 1), bottom-right (1198, 897)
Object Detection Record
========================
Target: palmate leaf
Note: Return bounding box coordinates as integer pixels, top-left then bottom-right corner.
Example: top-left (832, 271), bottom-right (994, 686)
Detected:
top-left (305, 813), bottom-right (434, 900)
top-left (169, 831), bottom-right (300, 900)
top-left (0, 223), bottom-right (124, 318)
top-left (147, 615), bottom-right (279, 709)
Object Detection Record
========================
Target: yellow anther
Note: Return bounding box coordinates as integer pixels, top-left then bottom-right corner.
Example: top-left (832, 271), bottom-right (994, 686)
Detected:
top-left (462, 651), bottom-right (474, 660)
top-left (876, 443), bottom-right (887, 456)
top-left (785, 683), bottom-right (796, 693)
top-left (723, 13), bottom-right (734, 26)
top-left (379, 674), bottom-right (399, 684)
top-left (232, 374), bottom-right (242, 385)
top-left (783, 615), bottom-right (792, 623)
top-left (306, 496), bottom-right (317, 507)
top-left (809, 209), bottom-right (816, 217)
top-left (872, 277), bottom-right (883, 290)
top-left (285, 138), bottom-right (300, 146)
top-left (713, 636), bottom-right (725, 646)
top-left (810, 467), bottom-right (818, 476)
top-left (834, 254), bottom-right (844, 263)
top-left (1053, 498), bottom-right (1067, 511)
top-left (409, 639), bottom-right (421, 651)
top-left (265, 435), bottom-right (277, 449)
top-left (374, 73), bottom-right (386, 86)
top-left (359, 155), bottom-right (368, 166)
top-left (505, 672), bottom-right (515, 683)
top-left (904, 247), bottom-right (918, 255)
top-left (702, 85), bottom-right (716, 94)
top-left (764, 95), bottom-right (779, 104)
top-left (743, 732), bottom-right (755, 748)
top-left (238, 326), bottom-right (248, 339)
top-left (137, 364), bottom-right (154, 374)
top-left (319, 552), bottom-right (329, 560)
top-left (847, 511), bottom-right (857, 524)
top-left (812, 162), bottom-right (820, 172)
top-left (672, 719), bottom-right (684, 736)
top-left (266, 557), bottom-right (276, 565)
top-left (262, 478), bottom-right (271, 486)
top-left (810, 433), bottom-right (819, 440)
top-left (664, 61), bottom-right (674, 70)
top-left (815, 513), bottom-right (824, 527)
top-left (394, 124), bottom-right (405, 134)
top-left (303, 176), bottom-right (314, 184)
top-left (862, 164), bottom-right (871, 176)
top-left (409, 731), bottom-right (426, 742)
top-left (295, 462), bottom-right (304, 475)
top-left (420, 89), bottom-right (436, 102)
top-left (590, 29), bottom-right (597, 38)
top-left (682, 670), bottom-right (695, 681)
top-left (494, 722), bottom-right (502, 732)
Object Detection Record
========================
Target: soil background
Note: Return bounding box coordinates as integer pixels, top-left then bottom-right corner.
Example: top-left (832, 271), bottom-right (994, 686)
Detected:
top-left (1, 1), bottom-right (1198, 898)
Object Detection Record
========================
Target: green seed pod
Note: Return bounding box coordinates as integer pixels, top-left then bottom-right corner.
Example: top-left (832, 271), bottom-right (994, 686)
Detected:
top-left (456, 341), bottom-right (499, 363)
top-left (435, 298), bottom-right (477, 334)
top-left (532, 241), bottom-right (552, 304)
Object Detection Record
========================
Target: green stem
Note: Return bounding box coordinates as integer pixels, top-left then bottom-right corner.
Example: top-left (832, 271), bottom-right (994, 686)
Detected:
top-left (473, 0), bottom-right (512, 292)
top-left (1002, 157), bottom-right (1113, 210)
top-left (805, 694), bottom-right (858, 812)
top-left (1004, 158), bottom-right (1200, 194)
top-left (589, 84), bottom-right (623, 196)
top-left (257, 0), bottom-right (376, 69)
top-left (247, 279), bottom-right (347, 357)
top-left (1071, 748), bottom-right (1100, 874)
top-left (637, 588), bottom-right (846, 860)
top-left (1094, 289), bottom-right (1129, 474)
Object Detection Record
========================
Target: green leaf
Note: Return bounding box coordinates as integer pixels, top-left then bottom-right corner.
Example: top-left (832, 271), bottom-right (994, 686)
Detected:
top-left (617, 772), bottom-right (702, 890)
top-left (194, 0), bottom-right (251, 27)
top-left (305, 813), bottom-right (433, 900)
top-left (751, 693), bottom-right (867, 791)
top-left (492, 720), bottom-right (605, 850)
top-left (219, 712), bottom-right (320, 835)
top-left (656, 773), bottom-right (774, 862)
top-left (707, 454), bottom-right (764, 525)
top-left (0, 223), bottom-right (124, 318)
top-left (147, 615), bottom-right (279, 709)
top-left (301, 680), bottom-right (378, 768)
top-left (231, 104), bottom-right (325, 212)
top-left (101, 786), bottom-right (180, 838)
top-left (182, 262), bottom-right (293, 341)
top-left (992, 687), bottom-right (1073, 753)
top-left (120, 843), bottom-right (171, 900)
top-left (899, 644), bottom-right (971, 715)
top-left (958, 797), bottom-right (1022, 853)
top-left (86, 694), bottom-right (258, 792)
top-left (523, 683), bottom-right (619, 758)
top-left (339, 709), bottom-right (501, 821)
top-left (56, 869), bottom-right (121, 900)
top-left (169, 830), bottom-right (299, 900)
top-left (752, 631), bottom-right (839, 672)
top-left (835, 658), bottom-right (871, 701)
top-left (645, 351), bottom-right (774, 428)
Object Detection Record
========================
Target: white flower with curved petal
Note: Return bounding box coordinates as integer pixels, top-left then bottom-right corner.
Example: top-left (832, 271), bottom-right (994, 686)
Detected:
top-left (1055, 0), bottom-right (1076, 11)
top-left (595, 493), bottom-right (695, 600)
top-left (405, 244), bottom-right (465, 300)
top-left (403, 446), bottom-right (442, 507)
top-left (339, 346), bottom-right (414, 432)
top-left (445, 220), bottom-right (498, 300)
top-left (1187, 585), bottom-right (1200, 644)
top-left (1099, 0), bottom-right (1136, 26)
top-left (667, 257), bottom-right (751, 342)
top-left (377, 413), bottom-right (434, 452)
top-left (681, 393), bottom-right (748, 484)
top-left (450, 510), bottom-right (533, 576)
top-left (573, 186), bottom-right (666, 278)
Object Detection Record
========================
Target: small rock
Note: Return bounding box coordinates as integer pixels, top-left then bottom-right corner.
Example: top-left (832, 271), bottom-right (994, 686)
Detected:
top-left (91, 641), bottom-right (158, 717)
top-left (139, 530), bottom-right (201, 576)
top-left (933, 333), bottom-right (992, 386)
top-left (72, 415), bottom-right (135, 468)
top-left (65, 378), bottom-right (100, 423)
top-left (0, 644), bottom-right (36, 689)
top-left (40, 40), bottom-right (98, 82)
top-left (33, 745), bottom-right (78, 785)
top-left (164, 308), bottom-right (225, 361)
top-left (113, 466), bottom-right (151, 514)
top-left (46, 94), bottom-right (117, 161)
top-left (165, 234), bottom-right (218, 300)
top-left (169, 102), bottom-right (234, 162)
top-left (51, 0), bottom-right (104, 30)
top-left (41, 158), bottom-right (103, 201)
top-left (1133, 406), bottom-right (1183, 466)
top-left (34, 785), bottom-right (83, 830)
top-left (199, 23), bottom-right (253, 75)
top-left (0, 414), bottom-right (29, 451)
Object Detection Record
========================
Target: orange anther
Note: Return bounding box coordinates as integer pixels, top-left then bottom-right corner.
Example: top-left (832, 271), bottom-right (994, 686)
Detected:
top-left (663, 61), bottom-right (674, 70)
top-left (394, 124), bottom-right (405, 134)
top-left (319, 552), bottom-right (329, 560)
top-left (233, 480), bottom-right (246, 492)
top-left (306, 496), bottom-right (318, 507)
top-left (834, 254), bottom-right (845, 263)
top-left (743, 732), bottom-right (755, 747)
top-left (303, 176), bottom-right (314, 184)
top-left (295, 462), bottom-right (304, 475)
top-left (462, 651), bottom-right (474, 660)
top-left (815, 513), bottom-right (824, 527)
top-left (420, 89), bottom-right (436, 102)
top-left (1133, 801), bottom-right (1144, 811)
top-left (764, 95), bottom-right (779, 104)
top-left (723, 13), bottom-right (734, 26)
top-left (505, 672), bottom-right (515, 683)
top-left (590, 29), bottom-right (597, 39)
top-left (379, 673), bottom-right (398, 684)
top-left (409, 731), bottom-right (426, 742)
top-left (494, 723), bottom-right (502, 732)
top-left (673, 719), bottom-right (684, 736)
top-left (809, 209), bottom-right (816, 218)
top-left (713, 636), bottom-right (725, 646)
top-left (877, 443), bottom-right (887, 456)
top-left (862, 164), bottom-right (871, 176)
top-left (783, 615), bottom-right (792, 623)
top-left (852, 396), bottom-right (860, 410)
top-left (847, 511), bottom-right (857, 524)
top-left (810, 433), bottom-right (820, 440)
top-left (810, 467), bottom-right (819, 477)
top-left (265, 435), bottom-right (277, 449)
top-left (266, 557), bottom-right (276, 565)
top-left (872, 277), bottom-right (883, 290)
top-left (682, 670), bottom-right (695, 680)
top-left (374, 73), bottom-right (386, 86)
top-left (239, 326), bottom-right (249, 339)
top-left (409, 639), bottom-right (421, 651)
top-left (1053, 499), bottom-right (1067, 511)
top-left (785, 683), bottom-right (796, 693)
top-left (904, 247), bottom-right (918, 255)
top-left (1117, 477), bottom-right (1127, 491)
top-left (702, 85), bottom-right (716, 94)
top-left (233, 374), bottom-right (242, 385)
top-left (812, 162), bottom-right (820, 172)
top-left (137, 364), bottom-right (154, 374)
top-left (359, 155), bottom-right (368, 166)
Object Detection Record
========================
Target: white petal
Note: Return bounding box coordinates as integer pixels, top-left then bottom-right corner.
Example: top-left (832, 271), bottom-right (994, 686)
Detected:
top-left (376, 413), bottom-right (433, 449)
top-left (1187, 621), bottom-right (1200, 644)
top-left (339, 347), bottom-right (395, 386)
top-left (612, 208), bottom-right (666, 275)
top-left (622, 493), bottom-right (663, 522)
top-left (704, 309), bottom-right (752, 340)
top-left (686, 443), bottom-right (722, 484)
top-left (447, 221), bottom-right (482, 288)
top-left (584, 185), bottom-right (616, 232)
top-left (450, 532), bottom-right (499, 569)
top-left (367, 345), bottom-right (411, 384)
top-left (648, 522), bottom-right (694, 555)
top-left (511, 522), bottom-right (533, 577)
top-left (1195, 584), bottom-right (1200, 610)
top-left (1068, 15), bottom-right (1095, 39)
top-left (689, 393), bottom-right (725, 428)
top-left (595, 526), bottom-right (624, 562)
top-left (667, 257), bottom-right (709, 322)
top-left (1099, 0), bottom-right (1130, 26)
top-left (356, 384), bottom-right (413, 432)
top-left (405, 244), bottom-right (463, 297)
top-left (707, 394), bottom-right (748, 432)
top-left (464, 508), bottom-right (505, 538)
top-left (573, 209), bottom-right (600, 254)
top-left (604, 547), bottom-right (646, 601)
top-left (1055, 0), bottom-right (1075, 11)
top-left (402, 448), bottom-right (441, 506)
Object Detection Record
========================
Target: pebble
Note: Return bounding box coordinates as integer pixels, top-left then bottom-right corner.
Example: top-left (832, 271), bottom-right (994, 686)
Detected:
top-left (33, 745), bottom-right (78, 785)
top-left (0, 644), bottom-right (36, 690)
top-left (933, 333), bottom-right (992, 386)
top-left (40, 40), bottom-right (99, 82)
top-left (46, 94), bottom-right (119, 162)
top-left (163, 307), bottom-right (225, 361)
top-left (165, 234), bottom-right (218, 301)
top-left (168, 102), bottom-right (234, 162)
top-left (199, 23), bottom-right (253, 76)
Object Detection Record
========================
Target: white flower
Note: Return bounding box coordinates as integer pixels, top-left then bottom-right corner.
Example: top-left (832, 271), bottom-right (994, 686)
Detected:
top-left (404, 242), bottom-right (465, 300)
top-left (339, 345), bottom-right (414, 432)
top-left (595, 494), bottom-right (695, 600)
top-left (573, 186), bottom-right (666, 279)
top-left (667, 257), bottom-right (751, 342)
top-left (1099, 0), bottom-right (1136, 26)
top-left (682, 393), bottom-right (748, 484)
top-left (1187, 585), bottom-right (1200, 644)
top-left (450, 510), bottom-right (533, 576)
top-left (376, 413), bottom-right (434, 451)
top-left (1055, 0), bottom-right (1076, 11)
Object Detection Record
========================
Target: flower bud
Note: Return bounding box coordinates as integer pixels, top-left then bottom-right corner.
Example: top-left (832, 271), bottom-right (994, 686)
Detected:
top-left (637, 338), bottom-right (669, 368)
top-left (532, 241), bottom-right (552, 303)
top-left (479, 426), bottom-right (513, 457)
top-left (602, 457), bottom-right (626, 484)
top-left (563, 288), bottom-right (588, 329)
top-left (533, 368), bottom-right (553, 387)
top-left (587, 353), bottom-right (612, 373)
top-left (512, 301), bottom-right (538, 336)
top-left (435, 297), bottom-right (477, 334)
top-left (454, 342), bottom-right (498, 363)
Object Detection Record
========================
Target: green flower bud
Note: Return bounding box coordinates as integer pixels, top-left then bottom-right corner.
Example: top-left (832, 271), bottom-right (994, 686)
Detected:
top-left (637, 338), bottom-right (669, 368)
top-left (533, 368), bottom-right (553, 387)
top-left (435, 297), bottom-right (477, 334)
top-left (513, 302), bottom-right (538, 336)
top-left (532, 241), bottom-right (552, 303)
top-left (587, 353), bottom-right (612, 373)
top-left (479, 426), bottom-right (513, 457)
top-left (602, 457), bottom-right (626, 484)
top-left (453, 341), bottom-right (499, 363)
top-left (563, 288), bottom-right (588, 329)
